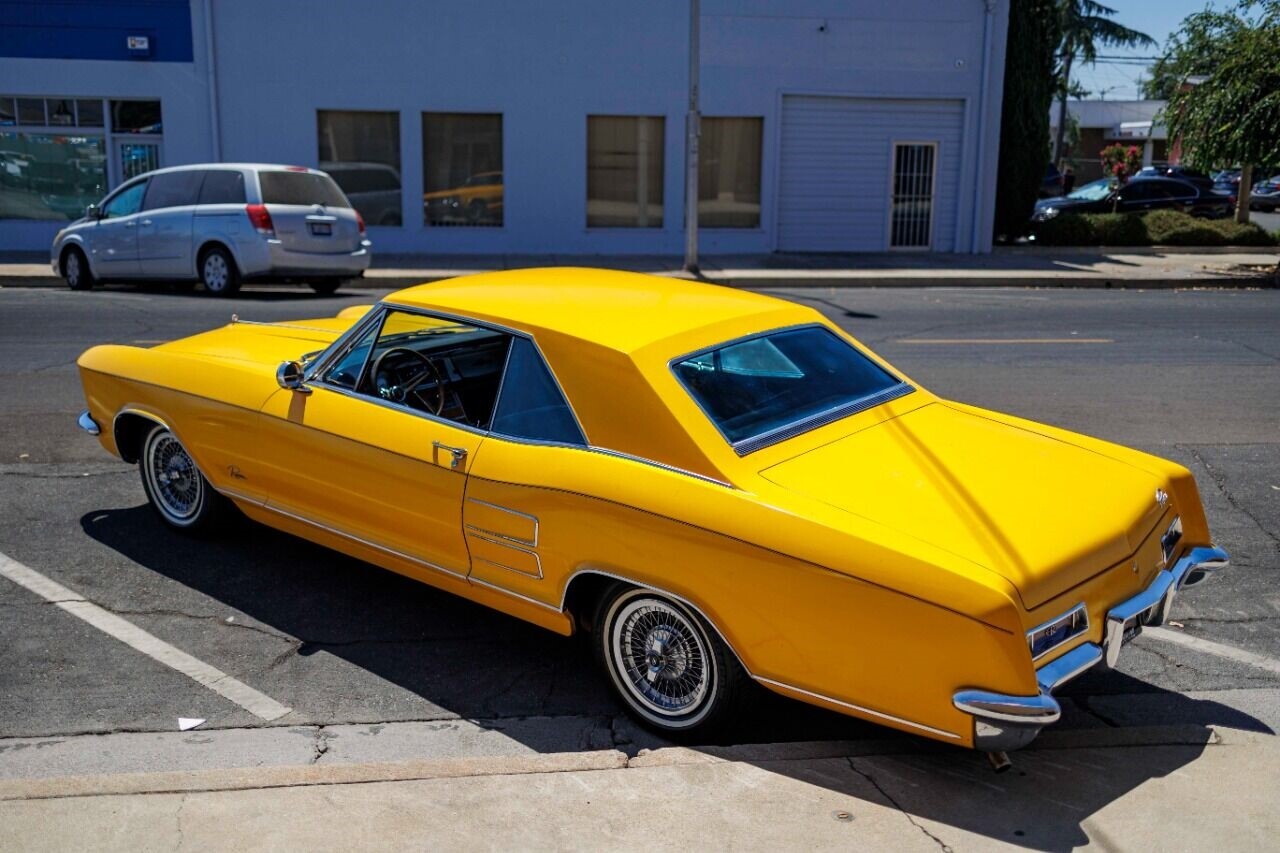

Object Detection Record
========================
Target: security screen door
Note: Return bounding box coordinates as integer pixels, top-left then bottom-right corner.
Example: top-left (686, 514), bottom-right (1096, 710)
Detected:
top-left (889, 142), bottom-right (937, 250)
top-left (117, 140), bottom-right (161, 182)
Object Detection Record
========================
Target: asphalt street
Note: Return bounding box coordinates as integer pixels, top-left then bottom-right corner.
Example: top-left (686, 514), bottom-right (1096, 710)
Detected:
top-left (1, 281), bottom-right (1277, 761)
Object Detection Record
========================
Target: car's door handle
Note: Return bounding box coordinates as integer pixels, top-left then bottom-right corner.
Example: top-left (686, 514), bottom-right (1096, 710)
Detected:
top-left (432, 441), bottom-right (468, 470)
top-left (140, 219), bottom-right (152, 226)
top-left (124, 221), bottom-right (137, 228)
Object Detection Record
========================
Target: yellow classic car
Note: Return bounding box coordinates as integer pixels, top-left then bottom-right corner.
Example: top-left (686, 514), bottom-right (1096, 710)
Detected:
top-left (76, 269), bottom-right (1228, 753)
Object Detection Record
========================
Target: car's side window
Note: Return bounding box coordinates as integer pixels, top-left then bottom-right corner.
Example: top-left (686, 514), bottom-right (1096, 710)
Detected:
top-left (142, 170), bottom-right (204, 212)
top-left (101, 180), bottom-right (148, 218)
top-left (324, 309), bottom-right (512, 430)
top-left (490, 337), bottom-right (586, 446)
top-left (197, 170), bottom-right (246, 205)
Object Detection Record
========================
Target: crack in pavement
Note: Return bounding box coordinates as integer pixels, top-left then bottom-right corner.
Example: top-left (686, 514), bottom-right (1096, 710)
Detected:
top-left (1180, 444), bottom-right (1280, 549)
top-left (847, 756), bottom-right (954, 852)
top-left (0, 469), bottom-right (132, 479)
top-left (311, 726), bottom-right (331, 763)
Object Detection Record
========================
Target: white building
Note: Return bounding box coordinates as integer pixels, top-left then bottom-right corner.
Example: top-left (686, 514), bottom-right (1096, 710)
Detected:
top-left (2, 1), bottom-right (1011, 255)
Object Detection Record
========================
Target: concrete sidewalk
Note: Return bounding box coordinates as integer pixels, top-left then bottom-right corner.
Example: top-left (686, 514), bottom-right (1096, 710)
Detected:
top-left (4, 247), bottom-right (1278, 290)
top-left (2, 725), bottom-right (1276, 851)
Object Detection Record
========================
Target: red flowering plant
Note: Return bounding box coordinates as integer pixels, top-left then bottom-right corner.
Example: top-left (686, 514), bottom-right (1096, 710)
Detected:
top-left (1099, 144), bottom-right (1144, 211)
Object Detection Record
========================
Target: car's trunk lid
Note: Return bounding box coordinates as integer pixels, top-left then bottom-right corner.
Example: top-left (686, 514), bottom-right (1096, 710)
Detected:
top-left (759, 402), bottom-right (1166, 609)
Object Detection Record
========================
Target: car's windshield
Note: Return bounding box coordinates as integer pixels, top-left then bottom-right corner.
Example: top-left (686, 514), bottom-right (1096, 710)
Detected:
top-left (672, 326), bottom-right (911, 453)
top-left (1065, 179), bottom-right (1112, 201)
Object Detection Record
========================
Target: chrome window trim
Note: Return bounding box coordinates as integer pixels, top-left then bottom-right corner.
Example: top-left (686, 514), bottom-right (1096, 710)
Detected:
top-left (465, 533), bottom-right (544, 579)
top-left (1026, 601), bottom-right (1089, 662)
top-left (668, 322), bottom-right (912, 456)
top-left (306, 301), bottom-right (590, 446)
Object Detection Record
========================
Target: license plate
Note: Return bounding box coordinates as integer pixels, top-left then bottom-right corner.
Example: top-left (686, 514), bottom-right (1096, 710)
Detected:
top-left (309, 222), bottom-right (332, 236)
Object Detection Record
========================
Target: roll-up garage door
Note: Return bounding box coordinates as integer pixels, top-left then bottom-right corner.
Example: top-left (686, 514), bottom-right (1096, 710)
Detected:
top-left (777, 96), bottom-right (964, 252)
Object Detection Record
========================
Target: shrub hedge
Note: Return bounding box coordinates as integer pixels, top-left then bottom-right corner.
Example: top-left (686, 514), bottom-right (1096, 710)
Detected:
top-left (1033, 209), bottom-right (1278, 246)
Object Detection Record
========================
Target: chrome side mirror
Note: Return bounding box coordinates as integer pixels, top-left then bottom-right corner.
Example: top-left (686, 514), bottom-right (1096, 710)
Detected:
top-left (276, 360), bottom-right (311, 393)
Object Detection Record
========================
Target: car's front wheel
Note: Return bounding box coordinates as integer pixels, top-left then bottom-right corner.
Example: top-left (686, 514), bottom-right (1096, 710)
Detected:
top-left (62, 247), bottom-right (94, 291)
top-left (138, 424), bottom-right (231, 532)
top-left (594, 584), bottom-right (749, 739)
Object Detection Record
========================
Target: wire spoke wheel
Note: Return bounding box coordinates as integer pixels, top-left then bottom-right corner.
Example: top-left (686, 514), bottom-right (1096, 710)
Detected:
top-left (605, 592), bottom-right (718, 727)
top-left (142, 428), bottom-right (204, 525)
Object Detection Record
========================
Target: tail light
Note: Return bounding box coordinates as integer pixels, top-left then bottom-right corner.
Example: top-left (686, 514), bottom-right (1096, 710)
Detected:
top-left (245, 203), bottom-right (274, 235)
top-left (356, 210), bottom-right (366, 236)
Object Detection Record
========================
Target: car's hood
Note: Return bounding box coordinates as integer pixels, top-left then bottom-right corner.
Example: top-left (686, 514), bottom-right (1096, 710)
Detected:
top-left (154, 317), bottom-right (352, 368)
top-left (760, 402), bottom-right (1166, 609)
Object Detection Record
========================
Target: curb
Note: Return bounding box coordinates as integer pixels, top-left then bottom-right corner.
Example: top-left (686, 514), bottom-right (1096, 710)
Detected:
top-left (2, 273), bottom-right (1276, 292)
top-left (0, 723), bottom-right (1221, 802)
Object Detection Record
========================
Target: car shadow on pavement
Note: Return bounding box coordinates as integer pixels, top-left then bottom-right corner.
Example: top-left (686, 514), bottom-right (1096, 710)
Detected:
top-left (81, 504), bottom-right (1270, 851)
top-left (90, 281), bottom-right (355, 301)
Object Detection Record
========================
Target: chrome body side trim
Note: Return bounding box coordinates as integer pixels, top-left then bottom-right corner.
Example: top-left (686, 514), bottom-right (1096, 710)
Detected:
top-left (77, 410), bottom-right (100, 436)
top-left (465, 498), bottom-right (539, 545)
top-left (955, 544), bottom-right (1229, 751)
top-left (249, 498), bottom-right (468, 580)
top-left (466, 575), bottom-right (562, 613)
top-left (760, 677), bottom-right (962, 740)
top-left (465, 531), bottom-right (544, 579)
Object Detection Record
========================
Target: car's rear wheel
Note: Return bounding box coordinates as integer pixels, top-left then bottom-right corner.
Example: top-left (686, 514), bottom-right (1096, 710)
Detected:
top-left (62, 247), bottom-right (94, 291)
top-left (310, 279), bottom-right (343, 296)
top-left (199, 246), bottom-right (240, 297)
top-left (594, 584), bottom-right (749, 739)
top-left (138, 424), bottom-right (231, 532)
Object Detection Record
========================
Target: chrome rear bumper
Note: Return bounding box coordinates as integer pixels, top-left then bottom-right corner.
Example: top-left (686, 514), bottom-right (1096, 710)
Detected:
top-left (954, 545), bottom-right (1229, 751)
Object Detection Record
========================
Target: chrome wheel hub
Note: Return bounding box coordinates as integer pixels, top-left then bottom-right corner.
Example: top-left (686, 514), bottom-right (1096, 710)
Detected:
top-left (204, 255), bottom-right (228, 290)
top-left (145, 432), bottom-right (202, 521)
top-left (611, 598), bottom-right (710, 717)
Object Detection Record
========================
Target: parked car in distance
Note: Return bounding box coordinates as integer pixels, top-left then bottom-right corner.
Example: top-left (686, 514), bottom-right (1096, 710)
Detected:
top-left (1039, 163), bottom-right (1065, 198)
top-left (423, 171), bottom-right (504, 225)
top-left (1031, 176), bottom-right (1233, 222)
top-left (1135, 165), bottom-right (1215, 192)
top-left (320, 161), bottom-right (403, 226)
top-left (75, 269), bottom-right (1228, 752)
top-left (1249, 173), bottom-right (1280, 212)
top-left (51, 163), bottom-right (372, 296)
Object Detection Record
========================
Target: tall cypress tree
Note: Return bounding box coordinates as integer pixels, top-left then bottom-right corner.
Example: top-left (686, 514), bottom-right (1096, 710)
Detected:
top-left (993, 0), bottom-right (1062, 241)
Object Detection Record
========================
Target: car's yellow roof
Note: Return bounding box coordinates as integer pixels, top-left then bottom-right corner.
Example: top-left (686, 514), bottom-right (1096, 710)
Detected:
top-left (385, 267), bottom-right (808, 354)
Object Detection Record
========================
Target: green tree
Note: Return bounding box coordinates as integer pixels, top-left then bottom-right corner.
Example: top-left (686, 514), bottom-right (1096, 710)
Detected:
top-left (993, 0), bottom-right (1062, 240)
top-left (1052, 1), bottom-right (1156, 165)
top-left (1161, 1), bottom-right (1280, 223)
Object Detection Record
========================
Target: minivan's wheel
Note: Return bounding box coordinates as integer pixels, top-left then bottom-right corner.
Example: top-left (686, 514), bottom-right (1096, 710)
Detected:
top-left (199, 246), bottom-right (240, 296)
top-left (594, 584), bottom-right (749, 739)
top-left (63, 247), bottom-right (94, 291)
top-left (310, 279), bottom-right (343, 296)
top-left (138, 424), bottom-right (231, 532)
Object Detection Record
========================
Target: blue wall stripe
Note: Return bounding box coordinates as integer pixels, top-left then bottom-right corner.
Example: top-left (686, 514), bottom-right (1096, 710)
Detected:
top-left (0, 1), bottom-right (193, 63)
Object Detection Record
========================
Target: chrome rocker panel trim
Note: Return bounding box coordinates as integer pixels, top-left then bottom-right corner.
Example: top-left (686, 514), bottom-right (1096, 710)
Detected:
top-left (77, 410), bottom-right (101, 436)
top-left (954, 545), bottom-right (1229, 752)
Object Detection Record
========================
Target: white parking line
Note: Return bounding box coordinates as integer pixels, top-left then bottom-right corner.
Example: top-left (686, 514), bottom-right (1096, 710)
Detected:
top-left (1145, 626), bottom-right (1280, 676)
top-left (0, 551), bottom-right (292, 721)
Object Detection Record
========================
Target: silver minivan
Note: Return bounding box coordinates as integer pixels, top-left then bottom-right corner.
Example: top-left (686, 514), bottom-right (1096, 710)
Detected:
top-left (51, 163), bottom-right (372, 296)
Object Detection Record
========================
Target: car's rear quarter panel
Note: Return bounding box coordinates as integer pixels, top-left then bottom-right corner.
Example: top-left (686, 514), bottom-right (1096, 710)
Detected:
top-left (466, 440), bottom-right (1033, 746)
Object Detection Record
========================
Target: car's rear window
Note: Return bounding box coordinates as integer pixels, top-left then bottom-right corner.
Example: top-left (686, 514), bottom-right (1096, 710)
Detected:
top-left (258, 171), bottom-right (350, 207)
top-left (672, 326), bottom-right (911, 453)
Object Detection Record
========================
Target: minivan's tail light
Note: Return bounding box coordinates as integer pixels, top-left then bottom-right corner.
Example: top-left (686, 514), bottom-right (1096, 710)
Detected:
top-left (356, 210), bottom-right (366, 236)
top-left (245, 203), bottom-right (274, 236)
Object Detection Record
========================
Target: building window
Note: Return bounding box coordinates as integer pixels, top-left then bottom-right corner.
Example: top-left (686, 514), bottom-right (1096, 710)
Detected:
top-left (587, 115), bottom-right (664, 228)
top-left (0, 96), bottom-right (160, 221)
top-left (889, 142), bottom-right (936, 249)
top-left (318, 110), bottom-right (402, 227)
top-left (0, 131), bottom-right (107, 221)
top-left (698, 117), bottom-right (762, 229)
top-left (422, 113), bottom-right (503, 227)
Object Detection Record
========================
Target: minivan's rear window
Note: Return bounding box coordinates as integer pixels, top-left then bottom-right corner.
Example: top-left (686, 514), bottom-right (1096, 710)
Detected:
top-left (258, 171), bottom-right (350, 207)
top-left (672, 326), bottom-right (911, 453)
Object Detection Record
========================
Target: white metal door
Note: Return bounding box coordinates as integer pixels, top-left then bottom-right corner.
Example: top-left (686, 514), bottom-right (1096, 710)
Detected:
top-left (777, 96), bottom-right (962, 252)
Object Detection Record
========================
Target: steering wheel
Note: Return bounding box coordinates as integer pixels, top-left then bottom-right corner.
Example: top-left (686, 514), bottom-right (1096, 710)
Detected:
top-left (369, 347), bottom-right (448, 416)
